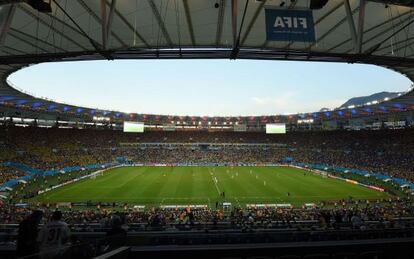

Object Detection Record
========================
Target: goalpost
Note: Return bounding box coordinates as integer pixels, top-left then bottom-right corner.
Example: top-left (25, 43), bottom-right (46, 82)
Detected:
top-left (90, 171), bottom-right (103, 179)
top-left (320, 171), bottom-right (328, 178)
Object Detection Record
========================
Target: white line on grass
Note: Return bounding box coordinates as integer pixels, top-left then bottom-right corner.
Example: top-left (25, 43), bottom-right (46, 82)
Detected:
top-left (210, 172), bottom-right (221, 195)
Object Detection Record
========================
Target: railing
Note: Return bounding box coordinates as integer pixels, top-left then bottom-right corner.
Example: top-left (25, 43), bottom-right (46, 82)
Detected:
top-left (1, 217), bottom-right (414, 232)
top-left (1, 225), bottom-right (414, 258)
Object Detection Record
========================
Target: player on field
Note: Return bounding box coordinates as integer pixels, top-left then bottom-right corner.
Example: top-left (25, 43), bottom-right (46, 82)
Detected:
top-left (37, 210), bottom-right (71, 259)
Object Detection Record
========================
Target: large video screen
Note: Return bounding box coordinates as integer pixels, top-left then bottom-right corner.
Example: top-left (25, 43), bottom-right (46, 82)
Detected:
top-left (123, 121), bottom-right (144, 133)
top-left (266, 123), bottom-right (286, 134)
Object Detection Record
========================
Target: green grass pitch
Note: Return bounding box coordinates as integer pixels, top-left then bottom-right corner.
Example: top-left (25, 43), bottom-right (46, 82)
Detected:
top-left (32, 166), bottom-right (390, 207)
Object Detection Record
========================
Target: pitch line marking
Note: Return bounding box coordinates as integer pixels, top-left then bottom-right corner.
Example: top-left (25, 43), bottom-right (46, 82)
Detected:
top-left (210, 172), bottom-right (221, 195)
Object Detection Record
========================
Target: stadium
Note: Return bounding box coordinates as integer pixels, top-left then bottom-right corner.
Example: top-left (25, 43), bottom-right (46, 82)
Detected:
top-left (1, 0), bottom-right (414, 258)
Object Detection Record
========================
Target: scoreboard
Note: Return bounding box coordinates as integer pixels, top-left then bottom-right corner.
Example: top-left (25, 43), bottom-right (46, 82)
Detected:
top-left (123, 121), bottom-right (144, 133)
top-left (266, 123), bottom-right (286, 134)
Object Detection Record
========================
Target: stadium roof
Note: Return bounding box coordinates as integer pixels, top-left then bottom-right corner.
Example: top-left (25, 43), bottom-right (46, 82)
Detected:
top-left (0, 0), bottom-right (413, 123)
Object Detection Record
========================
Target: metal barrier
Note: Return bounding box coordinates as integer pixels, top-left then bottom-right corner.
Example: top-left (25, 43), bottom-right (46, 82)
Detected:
top-left (93, 247), bottom-right (130, 259)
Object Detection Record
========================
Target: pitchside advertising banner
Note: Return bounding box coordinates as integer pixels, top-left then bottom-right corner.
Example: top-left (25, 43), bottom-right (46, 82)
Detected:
top-left (265, 9), bottom-right (315, 42)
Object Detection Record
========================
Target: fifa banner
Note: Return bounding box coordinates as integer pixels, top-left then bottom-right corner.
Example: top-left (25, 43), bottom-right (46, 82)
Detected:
top-left (265, 9), bottom-right (315, 42)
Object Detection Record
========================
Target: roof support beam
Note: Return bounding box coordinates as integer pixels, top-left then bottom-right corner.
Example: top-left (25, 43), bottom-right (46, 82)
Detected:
top-left (19, 4), bottom-right (89, 51)
top-left (147, 0), bottom-right (173, 47)
top-left (344, 0), bottom-right (357, 52)
top-left (364, 12), bottom-right (414, 56)
top-left (402, 67), bottom-right (414, 73)
top-left (215, 0), bottom-right (225, 47)
top-left (231, 0), bottom-right (237, 50)
top-left (308, 5), bottom-right (359, 50)
top-left (356, 0), bottom-right (366, 53)
top-left (182, 0), bottom-right (195, 46)
top-left (76, 0), bottom-right (127, 48)
top-left (328, 10), bottom-right (411, 52)
top-left (0, 49), bottom-right (12, 55)
top-left (105, 0), bottom-right (149, 47)
top-left (9, 28), bottom-right (67, 52)
top-left (52, 0), bottom-right (115, 59)
top-left (1, 49), bottom-right (414, 69)
top-left (280, 1), bottom-right (344, 50)
top-left (0, 4), bottom-right (16, 46)
top-left (106, 0), bottom-right (116, 46)
top-left (363, 17), bottom-right (414, 55)
top-left (100, 0), bottom-right (119, 49)
top-left (2, 45), bottom-right (27, 55)
top-left (231, 0), bottom-right (249, 59)
top-left (7, 31), bottom-right (49, 53)
top-left (100, 0), bottom-right (107, 50)
top-left (240, 0), bottom-right (266, 46)
top-left (347, 11), bottom-right (412, 54)
top-left (376, 35), bottom-right (414, 55)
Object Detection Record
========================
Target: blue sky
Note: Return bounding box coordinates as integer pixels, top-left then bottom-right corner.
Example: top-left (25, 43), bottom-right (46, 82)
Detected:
top-left (8, 60), bottom-right (411, 116)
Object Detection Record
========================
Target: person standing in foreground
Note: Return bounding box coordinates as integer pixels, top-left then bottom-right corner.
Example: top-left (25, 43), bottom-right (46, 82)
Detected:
top-left (37, 210), bottom-right (71, 259)
top-left (17, 210), bottom-right (43, 258)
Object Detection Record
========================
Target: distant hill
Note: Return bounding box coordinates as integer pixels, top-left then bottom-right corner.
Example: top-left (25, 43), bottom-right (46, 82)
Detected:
top-left (340, 91), bottom-right (401, 108)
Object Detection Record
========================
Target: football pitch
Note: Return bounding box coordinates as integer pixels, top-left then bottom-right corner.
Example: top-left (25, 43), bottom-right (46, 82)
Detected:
top-left (32, 166), bottom-right (389, 207)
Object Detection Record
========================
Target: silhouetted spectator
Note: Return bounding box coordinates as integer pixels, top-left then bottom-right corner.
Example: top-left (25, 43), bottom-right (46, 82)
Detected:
top-left (16, 210), bottom-right (43, 258)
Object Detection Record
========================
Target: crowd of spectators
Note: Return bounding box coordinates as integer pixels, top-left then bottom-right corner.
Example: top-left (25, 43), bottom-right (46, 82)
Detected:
top-left (1, 126), bottom-right (414, 182)
top-left (8, 170), bottom-right (95, 201)
top-left (0, 166), bottom-right (26, 185)
top-left (1, 197), bottom-right (413, 229)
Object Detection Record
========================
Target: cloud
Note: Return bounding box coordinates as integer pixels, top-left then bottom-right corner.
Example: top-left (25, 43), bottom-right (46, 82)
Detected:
top-left (249, 93), bottom-right (344, 115)
top-left (252, 91), bottom-right (297, 107)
